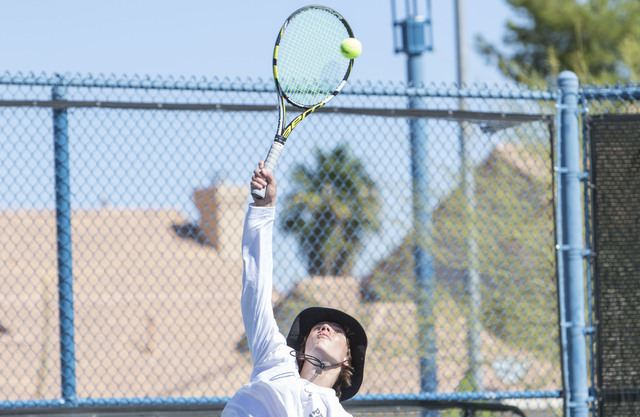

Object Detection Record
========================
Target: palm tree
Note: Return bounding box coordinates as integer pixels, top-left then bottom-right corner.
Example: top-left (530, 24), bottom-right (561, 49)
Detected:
top-left (282, 145), bottom-right (380, 276)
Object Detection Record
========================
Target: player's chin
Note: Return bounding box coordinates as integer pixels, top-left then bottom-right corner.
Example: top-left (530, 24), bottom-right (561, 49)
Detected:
top-left (312, 343), bottom-right (341, 357)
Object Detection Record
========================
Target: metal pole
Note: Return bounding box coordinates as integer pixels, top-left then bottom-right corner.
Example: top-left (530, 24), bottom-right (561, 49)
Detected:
top-left (455, 0), bottom-right (483, 391)
top-left (395, 1), bottom-right (438, 402)
top-left (407, 50), bottom-right (438, 398)
top-left (558, 70), bottom-right (589, 417)
top-left (52, 79), bottom-right (77, 404)
top-left (391, 0), bottom-right (438, 404)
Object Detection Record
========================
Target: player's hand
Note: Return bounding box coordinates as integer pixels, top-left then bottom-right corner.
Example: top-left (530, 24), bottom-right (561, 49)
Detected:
top-left (251, 161), bottom-right (277, 207)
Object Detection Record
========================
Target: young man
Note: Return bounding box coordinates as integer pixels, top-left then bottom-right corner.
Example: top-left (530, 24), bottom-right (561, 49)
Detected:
top-left (222, 163), bottom-right (367, 417)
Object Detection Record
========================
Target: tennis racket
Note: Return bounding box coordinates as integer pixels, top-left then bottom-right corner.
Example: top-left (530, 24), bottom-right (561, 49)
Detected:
top-left (251, 5), bottom-right (355, 199)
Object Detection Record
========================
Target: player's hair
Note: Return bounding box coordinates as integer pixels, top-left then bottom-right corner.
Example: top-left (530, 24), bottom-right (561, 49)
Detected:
top-left (333, 348), bottom-right (354, 399)
top-left (298, 330), bottom-right (354, 399)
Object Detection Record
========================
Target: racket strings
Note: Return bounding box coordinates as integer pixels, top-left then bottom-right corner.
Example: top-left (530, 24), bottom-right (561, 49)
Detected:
top-left (276, 8), bottom-right (351, 107)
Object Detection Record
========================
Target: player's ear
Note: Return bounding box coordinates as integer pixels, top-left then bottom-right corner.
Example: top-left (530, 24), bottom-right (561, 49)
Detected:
top-left (343, 348), bottom-right (350, 365)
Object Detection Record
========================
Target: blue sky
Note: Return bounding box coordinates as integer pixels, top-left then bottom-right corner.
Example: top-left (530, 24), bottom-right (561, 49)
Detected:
top-left (0, 0), bottom-right (514, 85)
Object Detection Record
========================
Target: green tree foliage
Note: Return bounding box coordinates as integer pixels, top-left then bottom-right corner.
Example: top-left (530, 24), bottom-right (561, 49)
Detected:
top-left (364, 142), bottom-right (558, 357)
top-left (477, 0), bottom-right (640, 86)
top-left (282, 145), bottom-right (381, 276)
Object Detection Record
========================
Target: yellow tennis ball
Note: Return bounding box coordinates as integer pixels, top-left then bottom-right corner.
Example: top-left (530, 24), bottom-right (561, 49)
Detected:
top-left (340, 38), bottom-right (362, 59)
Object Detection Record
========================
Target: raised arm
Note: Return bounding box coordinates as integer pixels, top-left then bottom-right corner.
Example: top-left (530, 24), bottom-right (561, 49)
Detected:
top-left (240, 164), bottom-right (284, 368)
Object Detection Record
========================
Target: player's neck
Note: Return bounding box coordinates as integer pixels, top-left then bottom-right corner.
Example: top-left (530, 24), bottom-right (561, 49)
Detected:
top-left (299, 361), bottom-right (340, 390)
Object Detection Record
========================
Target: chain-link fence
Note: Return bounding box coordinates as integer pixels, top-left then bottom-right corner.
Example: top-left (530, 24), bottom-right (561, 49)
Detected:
top-left (1, 72), bottom-right (565, 416)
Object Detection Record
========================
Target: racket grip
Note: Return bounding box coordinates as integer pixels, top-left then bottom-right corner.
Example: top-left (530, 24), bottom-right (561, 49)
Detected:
top-left (251, 140), bottom-right (285, 199)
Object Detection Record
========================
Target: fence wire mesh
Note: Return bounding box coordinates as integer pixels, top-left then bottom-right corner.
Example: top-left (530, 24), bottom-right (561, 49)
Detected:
top-left (1, 73), bottom-right (562, 416)
top-left (582, 86), bottom-right (640, 417)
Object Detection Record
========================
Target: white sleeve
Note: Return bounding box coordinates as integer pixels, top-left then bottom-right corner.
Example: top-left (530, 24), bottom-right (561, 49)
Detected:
top-left (240, 204), bottom-right (287, 369)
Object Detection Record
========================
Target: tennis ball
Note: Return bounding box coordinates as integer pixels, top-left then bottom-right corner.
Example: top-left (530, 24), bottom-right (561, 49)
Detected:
top-left (340, 38), bottom-right (362, 59)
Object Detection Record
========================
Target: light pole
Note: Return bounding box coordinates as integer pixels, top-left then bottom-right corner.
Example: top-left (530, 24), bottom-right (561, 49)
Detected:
top-left (391, 0), bottom-right (438, 405)
top-left (454, 0), bottom-right (483, 391)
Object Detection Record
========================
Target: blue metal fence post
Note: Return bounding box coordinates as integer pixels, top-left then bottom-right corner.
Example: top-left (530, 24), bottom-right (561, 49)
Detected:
top-left (558, 71), bottom-right (589, 417)
top-left (52, 78), bottom-right (77, 404)
top-left (391, 0), bottom-right (438, 404)
top-left (408, 56), bottom-right (439, 402)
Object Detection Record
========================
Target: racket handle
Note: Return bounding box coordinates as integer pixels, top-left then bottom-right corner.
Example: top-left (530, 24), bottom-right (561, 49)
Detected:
top-left (251, 140), bottom-right (285, 199)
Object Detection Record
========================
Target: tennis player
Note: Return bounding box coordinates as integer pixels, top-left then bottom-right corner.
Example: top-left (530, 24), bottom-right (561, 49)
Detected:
top-left (222, 162), bottom-right (367, 417)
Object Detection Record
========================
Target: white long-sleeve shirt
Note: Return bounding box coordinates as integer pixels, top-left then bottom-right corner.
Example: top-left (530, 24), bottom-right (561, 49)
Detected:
top-left (222, 204), bottom-right (352, 417)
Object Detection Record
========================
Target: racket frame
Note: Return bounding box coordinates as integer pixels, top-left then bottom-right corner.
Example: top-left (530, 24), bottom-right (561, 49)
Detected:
top-left (251, 5), bottom-right (354, 199)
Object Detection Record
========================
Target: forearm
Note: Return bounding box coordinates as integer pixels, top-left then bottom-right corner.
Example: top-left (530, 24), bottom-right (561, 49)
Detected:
top-left (240, 204), bottom-right (279, 358)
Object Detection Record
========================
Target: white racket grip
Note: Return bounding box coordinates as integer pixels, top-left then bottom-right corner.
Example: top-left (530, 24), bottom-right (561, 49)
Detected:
top-left (251, 140), bottom-right (285, 199)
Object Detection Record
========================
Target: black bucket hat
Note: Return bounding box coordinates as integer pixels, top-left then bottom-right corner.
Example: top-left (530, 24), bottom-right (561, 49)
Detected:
top-left (286, 307), bottom-right (367, 402)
